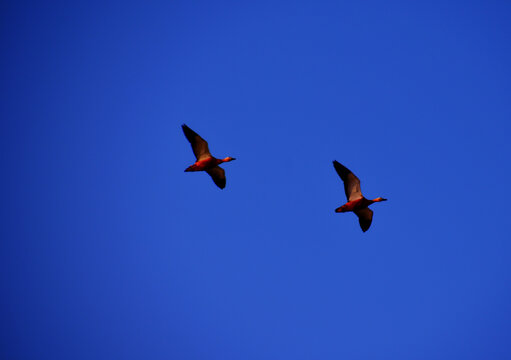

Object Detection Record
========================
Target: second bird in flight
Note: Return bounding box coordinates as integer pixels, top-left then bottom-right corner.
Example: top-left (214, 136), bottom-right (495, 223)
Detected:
top-left (333, 161), bottom-right (387, 232)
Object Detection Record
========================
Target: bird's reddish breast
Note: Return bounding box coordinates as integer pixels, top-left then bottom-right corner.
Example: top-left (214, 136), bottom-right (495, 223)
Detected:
top-left (341, 198), bottom-right (367, 212)
top-left (194, 157), bottom-right (218, 170)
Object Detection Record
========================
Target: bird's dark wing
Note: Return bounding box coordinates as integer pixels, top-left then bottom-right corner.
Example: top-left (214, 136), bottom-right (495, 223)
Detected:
top-left (206, 166), bottom-right (226, 189)
top-left (354, 208), bottom-right (373, 232)
top-left (182, 124), bottom-right (212, 161)
top-left (333, 161), bottom-right (363, 201)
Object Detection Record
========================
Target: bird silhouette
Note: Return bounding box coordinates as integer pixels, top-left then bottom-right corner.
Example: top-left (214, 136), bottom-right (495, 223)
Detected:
top-left (333, 160), bottom-right (387, 232)
top-left (182, 124), bottom-right (236, 189)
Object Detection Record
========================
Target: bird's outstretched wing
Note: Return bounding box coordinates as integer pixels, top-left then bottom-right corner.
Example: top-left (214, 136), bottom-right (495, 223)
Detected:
top-left (182, 124), bottom-right (212, 161)
top-left (206, 166), bottom-right (226, 189)
top-left (354, 208), bottom-right (373, 232)
top-left (333, 161), bottom-right (363, 201)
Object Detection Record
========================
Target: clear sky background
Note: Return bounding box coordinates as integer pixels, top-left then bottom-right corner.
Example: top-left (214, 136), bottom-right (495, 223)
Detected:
top-left (2, 1), bottom-right (511, 359)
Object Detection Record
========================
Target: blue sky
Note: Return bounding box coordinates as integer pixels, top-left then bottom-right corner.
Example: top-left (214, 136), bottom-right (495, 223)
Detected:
top-left (2, 1), bottom-right (511, 359)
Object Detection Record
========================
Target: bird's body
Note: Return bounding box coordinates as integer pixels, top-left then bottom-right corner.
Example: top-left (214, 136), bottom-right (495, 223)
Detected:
top-left (335, 197), bottom-right (374, 213)
top-left (333, 160), bottom-right (387, 232)
top-left (184, 157), bottom-right (229, 172)
top-left (182, 124), bottom-right (236, 189)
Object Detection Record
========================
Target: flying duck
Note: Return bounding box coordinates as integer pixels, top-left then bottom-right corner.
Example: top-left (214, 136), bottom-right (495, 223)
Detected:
top-left (333, 160), bottom-right (387, 232)
top-left (182, 124), bottom-right (236, 189)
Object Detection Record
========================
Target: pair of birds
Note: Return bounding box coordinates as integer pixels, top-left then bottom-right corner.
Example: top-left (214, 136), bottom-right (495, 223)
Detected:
top-left (182, 124), bottom-right (387, 232)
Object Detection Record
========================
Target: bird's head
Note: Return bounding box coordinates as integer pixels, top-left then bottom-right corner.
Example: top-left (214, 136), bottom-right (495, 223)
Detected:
top-left (373, 197), bottom-right (387, 202)
top-left (223, 157), bottom-right (236, 162)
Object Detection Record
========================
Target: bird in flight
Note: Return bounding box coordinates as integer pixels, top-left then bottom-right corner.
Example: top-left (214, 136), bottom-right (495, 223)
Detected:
top-left (182, 124), bottom-right (236, 189)
top-left (333, 160), bottom-right (387, 232)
